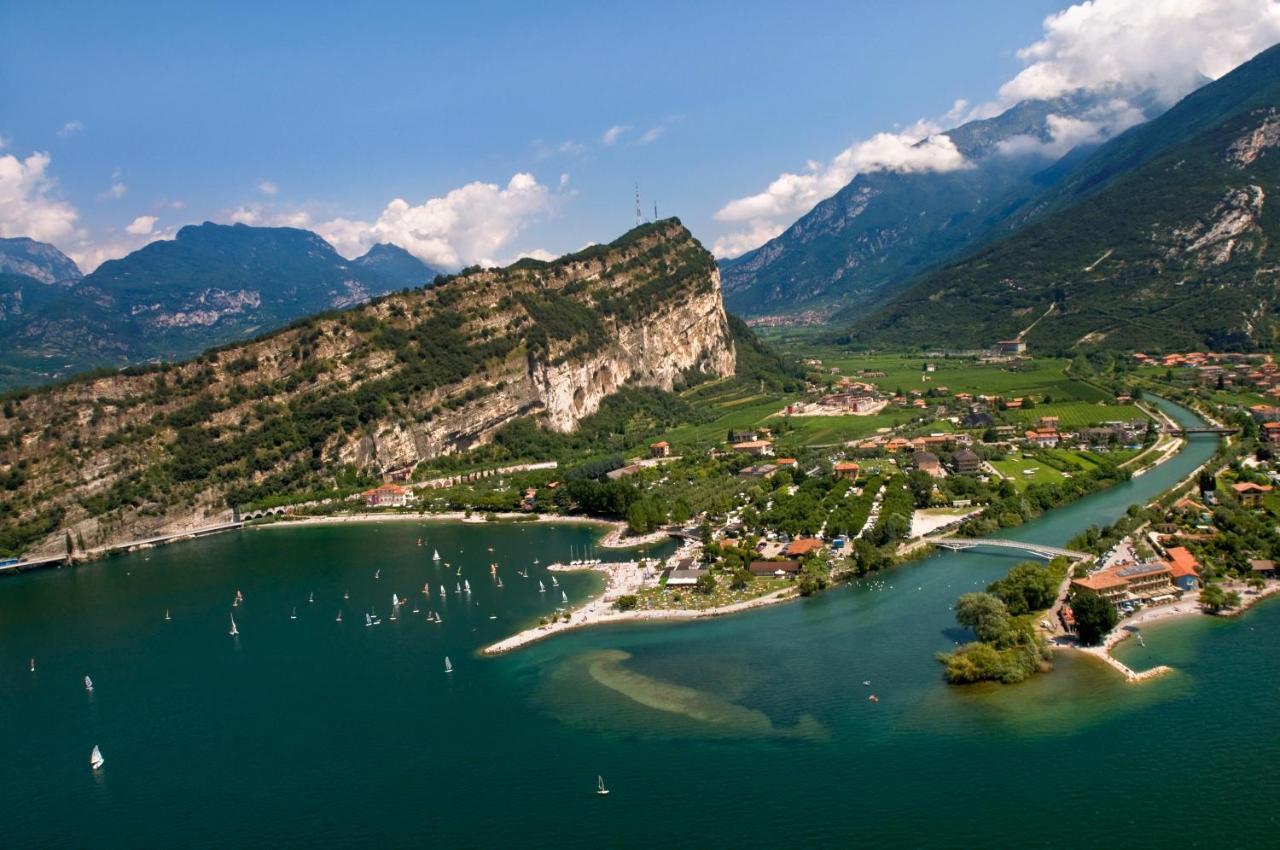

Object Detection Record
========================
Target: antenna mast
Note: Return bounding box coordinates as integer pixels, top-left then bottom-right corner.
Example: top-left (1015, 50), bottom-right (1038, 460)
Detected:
top-left (634, 184), bottom-right (642, 227)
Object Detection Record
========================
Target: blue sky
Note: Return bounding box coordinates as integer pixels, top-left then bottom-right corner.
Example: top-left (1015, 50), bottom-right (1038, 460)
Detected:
top-left (3, 0), bottom-right (1278, 270)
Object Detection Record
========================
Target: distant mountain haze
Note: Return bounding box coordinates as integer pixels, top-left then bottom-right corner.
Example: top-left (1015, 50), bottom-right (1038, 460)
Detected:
top-left (843, 43), bottom-right (1280, 352)
top-left (0, 223), bottom-right (441, 390)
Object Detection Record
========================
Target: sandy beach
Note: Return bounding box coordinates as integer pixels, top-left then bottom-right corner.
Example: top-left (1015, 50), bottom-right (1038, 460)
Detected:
top-left (482, 559), bottom-right (798, 655)
top-left (1064, 581), bottom-right (1280, 681)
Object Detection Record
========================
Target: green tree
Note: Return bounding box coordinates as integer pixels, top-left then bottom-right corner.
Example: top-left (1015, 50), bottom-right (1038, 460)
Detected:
top-left (1071, 589), bottom-right (1117, 645)
top-left (954, 592), bottom-right (1013, 645)
top-left (615, 594), bottom-right (638, 611)
top-left (1200, 583), bottom-right (1228, 613)
top-left (695, 572), bottom-right (717, 596)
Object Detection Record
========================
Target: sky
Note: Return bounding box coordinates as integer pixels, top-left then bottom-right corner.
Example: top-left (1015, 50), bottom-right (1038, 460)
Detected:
top-left (3, 0), bottom-right (1280, 272)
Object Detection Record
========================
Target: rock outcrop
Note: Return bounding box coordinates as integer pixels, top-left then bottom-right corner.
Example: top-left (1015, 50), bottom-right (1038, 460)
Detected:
top-left (0, 219), bottom-right (734, 556)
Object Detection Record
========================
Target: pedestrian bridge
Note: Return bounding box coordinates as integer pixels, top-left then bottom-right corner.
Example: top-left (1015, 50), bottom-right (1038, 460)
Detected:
top-left (924, 536), bottom-right (1090, 562)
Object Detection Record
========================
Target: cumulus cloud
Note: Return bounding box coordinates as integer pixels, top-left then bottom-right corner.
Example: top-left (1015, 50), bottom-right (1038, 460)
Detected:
top-left (56, 121), bottom-right (84, 137)
top-left (125, 215), bottom-right (158, 236)
top-left (712, 127), bottom-right (969, 257)
top-left (0, 151), bottom-right (79, 242)
top-left (711, 0), bottom-right (1280, 258)
top-left (258, 180), bottom-right (278, 196)
top-left (311, 172), bottom-right (560, 269)
top-left (97, 170), bottom-right (127, 202)
top-left (1001, 0), bottom-right (1280, 106)
top-left (601, 124), bottom-right (630, 145)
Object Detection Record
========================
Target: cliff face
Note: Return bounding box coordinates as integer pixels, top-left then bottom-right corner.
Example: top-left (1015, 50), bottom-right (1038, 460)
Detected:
top-left (0, 220), bottom-right (734, 556)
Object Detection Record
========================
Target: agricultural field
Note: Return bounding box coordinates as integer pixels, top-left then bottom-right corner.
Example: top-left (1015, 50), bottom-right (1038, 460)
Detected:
top-left (1002, 401), bottom-right (1147, 429)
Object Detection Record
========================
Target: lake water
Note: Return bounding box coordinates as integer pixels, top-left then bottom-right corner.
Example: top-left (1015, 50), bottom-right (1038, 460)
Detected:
top-left (4, 399), bottom-right (1278, 848)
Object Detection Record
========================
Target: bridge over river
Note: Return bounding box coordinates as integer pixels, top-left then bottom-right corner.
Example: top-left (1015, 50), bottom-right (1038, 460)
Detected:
top-left (924, 536), bottom-right (1091, 562)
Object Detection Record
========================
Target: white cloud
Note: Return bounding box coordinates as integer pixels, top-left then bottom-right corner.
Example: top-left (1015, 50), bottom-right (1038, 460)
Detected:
top-left (125, 215), bottom-right (158, 236)
top-left (97, 180), bottom-right (127, 202)
top-left (0, 134), bottom-right (9, 149)
top-left (226, 204), bottom-right (311, 228)
top-left (0, 151), bottom-right (79, 242)
top-left (638, 125), bottom-right (665, 145)
top-left (711, 0), bottom-right (1280, 258)
top-left (1001, 0), bottom-right (1280, 106)
top-left (712, 126), bottom-right (969, 257)
top-left (312, 172), bottom-right (560, 268)
top-left (601, 124), bottom-right (630, 145)
top-left (258, 180), bottom-right (278, 196)
top-left (56, 121), bottom-right (84, 137)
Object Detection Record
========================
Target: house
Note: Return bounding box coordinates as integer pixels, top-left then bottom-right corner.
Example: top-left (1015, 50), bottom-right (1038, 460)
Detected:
top-left (363, 483), bottom-right (411, 508)
top-left (649, 440), bottom-right (671, 458)
top-left (784, 538), bottom-right (825, 558)
top-left (1165, 546), bottom-right (1201, 591)
top-left (732, 440), bottom-right (774, 457)
top-left (1072, 561), bottom-right (1175, 602)
top-left (521, 487), bottom-right (538, 511)
top-left (606, 463), bottom-right (643, 480)
top-left (774, 457), bottom-right (798, 469)
top-left (996, 339), bottom-right (1027, 355)
top-left (834, 461), bottom-right (861, 480)
top-left (1024, 429), bottom-right (1061, 448)
top-left (1232, 481), bottom-right (1272, 505)
top-left (748, 560), bottom-right (802, 577)
top-left (1262, 422), bottom-right (1280, 444)
top-left (1250, 559), bottom-right (1277, 578)
top-left (952, 448), bottom-right (982, 474)
top-left (913, 450), bottom-right (944, 477)
top-left (738, 464), bottom-right (778, 479)
top-left (885, 438), bottom-right (914, 453)
top-left (665, 558), bottom-right (708, 587)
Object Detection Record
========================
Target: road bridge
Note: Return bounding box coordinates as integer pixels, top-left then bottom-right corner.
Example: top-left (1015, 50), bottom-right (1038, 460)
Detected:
top-left (925, 536), bottom-right (1090, 562)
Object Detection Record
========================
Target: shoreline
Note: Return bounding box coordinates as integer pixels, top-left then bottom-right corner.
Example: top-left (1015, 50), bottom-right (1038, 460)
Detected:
top-left (1061, 581), bottom-right (1280, 681)
top-left (251, 510), bottom-right (673, 549)
top-left (481, 554), bottom-right (799, 655)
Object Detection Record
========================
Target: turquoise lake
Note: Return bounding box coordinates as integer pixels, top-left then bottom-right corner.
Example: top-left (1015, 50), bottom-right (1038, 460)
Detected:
top-left (3, 398), bottom-right (1278, 848)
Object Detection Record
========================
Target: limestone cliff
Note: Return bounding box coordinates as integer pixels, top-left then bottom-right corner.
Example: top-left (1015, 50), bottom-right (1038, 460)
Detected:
top-left (0, 219), bottom-right (734, 556)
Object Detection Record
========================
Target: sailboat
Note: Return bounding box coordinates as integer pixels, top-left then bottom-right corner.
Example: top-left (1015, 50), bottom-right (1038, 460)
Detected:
top-left (455, 582), bottom-right (461, 594)
top-left (90, 746), bottom-right (105, 771)
top-left (336, 611), bottom-right (343, 623)
top-left (597, 775), bottom-right (609, 796)
top-left (365, 613), bottom-right (373, 627)
top-left (412, 606), bottom-right (420, 614)
top-left (374, 569), bottom-right (381, 580)
top-left (434, 612), bottom-right (443, 623)
top-left (290, 607), bottom-right (298, 620)
top-left (561, 590), bottom-right (568, 603)
top-left (496, 577), bottom-right (504, 588)
top-left (433, 549), bottom-right (441, 561)
top-left (30, 657), bottom-right (35, 673)
top-left (551, 576), bottom-right (559, 587)
top-left (490, 563), bottom-right (498, 575)
top-left (539, 580), bottom-right (546, 593)
top-left (444, 656), bottom-right (453, 673)
top-left (423, 582), bottom-right (430, 595)
top-left (389, 608), bottom-right (397, 622)
top-left (164, 609), bottom-right (171, 621)
top-left (229, 613), bottom-right (239, 636)
top-left (344, 591), bottom-right (350, 600)
top-left (439, 585), bottom-right (447, 599)
top-left (464, 580), bottom-right (472, 594)
top-left (233, 590), bottom-right (243, 607)
top-left (84, 675), bottom-right (94, 692)
top-left (392, 593), bottom-right (402, 607)
top-left (308, 591), bottom-right (315, 604)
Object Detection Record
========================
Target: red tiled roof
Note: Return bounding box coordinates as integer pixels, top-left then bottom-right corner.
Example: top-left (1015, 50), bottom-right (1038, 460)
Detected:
top-left (1166, 547), bottom-right (1200, 578)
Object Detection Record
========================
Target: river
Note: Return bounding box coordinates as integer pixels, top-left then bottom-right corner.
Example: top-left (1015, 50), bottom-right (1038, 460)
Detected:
top-left (3, 397), bottom-right (1278, 848)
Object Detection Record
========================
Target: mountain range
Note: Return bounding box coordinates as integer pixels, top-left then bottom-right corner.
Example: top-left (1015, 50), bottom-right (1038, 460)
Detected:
top-left (0, 220), bottom-right (735, 556)
top-left (718, 89), bottom-right (1169, 318)
top-left (0, 224), bottom-right (440, 390)
top-left (844, 42), bottom-right (1280, 351)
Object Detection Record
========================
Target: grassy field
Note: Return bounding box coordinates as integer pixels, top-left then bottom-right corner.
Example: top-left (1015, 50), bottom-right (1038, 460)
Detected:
top-left (1003, 401), bottom-right (1146, 429)
top-left (989, 456), bottom-right (1067, 487)
top-left (810, 353), bottom-right (1113, 403)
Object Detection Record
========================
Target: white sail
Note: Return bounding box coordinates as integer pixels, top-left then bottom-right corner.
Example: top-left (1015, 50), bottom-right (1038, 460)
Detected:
top-left (308, 592), bottom-right (314, 604)
top-left (551, 577), bottom-right (559, 587)
top-left (229, 613), bottom-right (239, 636)
top-left (496, 577), bottom-right (503, 588)
top-left (84, 675), bottom-right (93, 692)
top-left (433, 549), bottom-right (441, 561)
top-left (464, 580), bottom-right (471, 593)
top-left (562, 590), bottom-right (568, 603)
top-left (597, 775), bottom-right (608, 795)
top-left (336, 611), bottom-right (343, 623)
top-left (90, 745), bottom-right (104, 770)
top-left (444, 656), bottom-right (453, 673)
top-left (164, 609), bottom-right (171, 621)
top-left (374, 569), bottom-right (381, 580)
top-left (290, 607), bottom-right (297, 620)
top-left (365, 613), bottom-right (373, 627)
top-left (539, 580), bottom-right (546, 592)
top-left (455, 582), bottom-right (461, 593)
top-left (392, 593), bottom-right (401, 607)
top-left (439, 586), bottom-right (446, 598)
